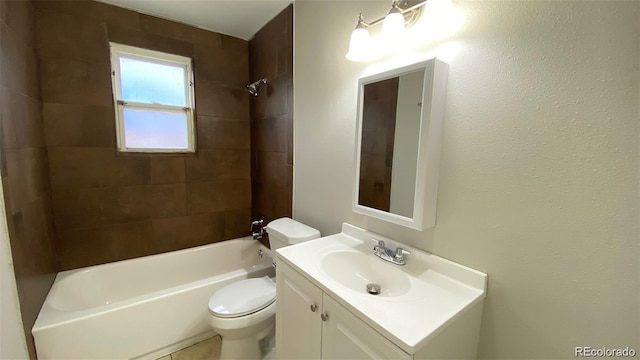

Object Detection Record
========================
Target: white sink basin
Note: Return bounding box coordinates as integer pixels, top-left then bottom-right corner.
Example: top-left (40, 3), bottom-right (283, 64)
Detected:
top-left (276, 223), bottom-right (487, 354)
top-left (320, 250), bottom-right (411, 297)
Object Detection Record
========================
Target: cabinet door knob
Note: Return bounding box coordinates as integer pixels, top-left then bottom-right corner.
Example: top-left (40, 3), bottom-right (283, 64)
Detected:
top-left (310, 304), bottom-right (317, 312)
top-left (320, 313), bottom-right (328, 321)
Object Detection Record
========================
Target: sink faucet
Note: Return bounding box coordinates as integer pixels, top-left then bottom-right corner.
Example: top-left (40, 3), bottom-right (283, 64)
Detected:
top-left (372, 239), bottom-right (410, 266)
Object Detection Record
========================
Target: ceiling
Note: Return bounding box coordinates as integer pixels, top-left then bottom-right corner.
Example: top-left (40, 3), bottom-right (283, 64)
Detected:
top-left (97, 0), bottom-right (293, 40)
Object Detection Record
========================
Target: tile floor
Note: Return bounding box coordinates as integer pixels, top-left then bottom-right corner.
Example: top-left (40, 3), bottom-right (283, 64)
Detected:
top-left (156, 336), bottom-right (221, 360)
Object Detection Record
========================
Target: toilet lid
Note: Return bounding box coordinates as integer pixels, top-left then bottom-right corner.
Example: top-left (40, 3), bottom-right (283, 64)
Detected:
top-left (208, 276), bottom-right (276, 318)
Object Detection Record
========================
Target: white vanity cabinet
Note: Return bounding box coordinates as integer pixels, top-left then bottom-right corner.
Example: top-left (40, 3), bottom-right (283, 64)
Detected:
top-left (275, 259), bottom-right (322, 359)
top-left (321, 295), bottom-right (412, 359)
top-left (276, 260), bottom-right (411, 360)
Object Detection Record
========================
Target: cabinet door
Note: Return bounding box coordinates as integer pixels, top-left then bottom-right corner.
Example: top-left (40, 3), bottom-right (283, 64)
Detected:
top-left (321, 295), bottom-right (412, 360)
top-left (276, 261), bottom-right (323, 360)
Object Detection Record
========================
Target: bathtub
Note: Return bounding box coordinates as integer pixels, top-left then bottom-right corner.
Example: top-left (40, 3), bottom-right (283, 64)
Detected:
top-left (32, 237), bottom-right (274, 360)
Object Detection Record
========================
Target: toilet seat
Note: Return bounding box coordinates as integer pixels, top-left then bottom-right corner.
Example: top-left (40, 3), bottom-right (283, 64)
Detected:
top-left (209, 276), bottom-right (276, 318)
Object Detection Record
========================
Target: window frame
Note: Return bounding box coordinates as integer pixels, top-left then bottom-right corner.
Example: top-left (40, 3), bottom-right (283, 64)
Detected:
top-left (109, 42), bottom-right (196, 153)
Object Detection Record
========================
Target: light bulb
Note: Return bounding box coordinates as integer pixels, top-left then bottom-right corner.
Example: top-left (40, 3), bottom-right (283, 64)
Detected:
top-left (382, 7), bottom-right (405, 39)
top-left (346, 26), bottom-right (371, 62)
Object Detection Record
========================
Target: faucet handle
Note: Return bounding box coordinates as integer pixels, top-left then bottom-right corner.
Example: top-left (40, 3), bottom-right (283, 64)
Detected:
top-left (395, 247), bottom-right (410, 260)
top-left (251, 219), bottom-right (265, 240)
top-left (372, 238), bottom-right (385, 250)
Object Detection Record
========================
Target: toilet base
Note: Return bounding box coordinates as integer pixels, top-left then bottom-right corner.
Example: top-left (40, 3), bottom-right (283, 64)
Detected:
top-left (215, 314), bottom-right (275, 360)
top-left (219, 324), bottom-right (273, 360)
top-left (259, 326), bottom-right (275, 359)
top-left (220, 337), bottom-right (261, 360)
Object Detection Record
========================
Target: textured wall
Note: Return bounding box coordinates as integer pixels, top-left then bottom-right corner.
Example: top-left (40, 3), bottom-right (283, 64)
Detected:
top-left (294, 1), bottom-right (639, 358)
top-left (249, 5), bottom-right (293, 227)
top-left (0, 0), bottom-right (57, 357)
top-left (35, 1), bottom-right (252, 270)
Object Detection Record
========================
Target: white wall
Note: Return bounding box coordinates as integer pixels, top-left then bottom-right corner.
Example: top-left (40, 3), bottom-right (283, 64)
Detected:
top-left (294, 1), bottom-right (639, 358)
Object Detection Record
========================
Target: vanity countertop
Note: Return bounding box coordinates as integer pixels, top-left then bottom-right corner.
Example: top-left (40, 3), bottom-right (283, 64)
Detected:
top-left (276, 222), bottom-right (487, 354)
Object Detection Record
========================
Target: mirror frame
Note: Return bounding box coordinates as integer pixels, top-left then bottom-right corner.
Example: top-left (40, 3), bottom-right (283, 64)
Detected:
top-left (352, 58), bottom-right (449, 230)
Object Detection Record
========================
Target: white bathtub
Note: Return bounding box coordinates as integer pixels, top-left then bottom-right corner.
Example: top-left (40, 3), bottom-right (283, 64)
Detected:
top-left (32, 237), bottom-right (274, 360)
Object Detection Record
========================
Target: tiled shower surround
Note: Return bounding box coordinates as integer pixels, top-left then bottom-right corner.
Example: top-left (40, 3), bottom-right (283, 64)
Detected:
top-left (0, 1), bottom-right (57, 357)
top-left (35, 0), bottom-right (253, 270)
top-left (249, 6), bottom-right (294, 227)
top-left (0, 0), bottom-right (293, 357)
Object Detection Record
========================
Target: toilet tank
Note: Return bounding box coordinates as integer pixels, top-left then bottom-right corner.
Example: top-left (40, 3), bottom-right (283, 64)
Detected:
top-left (265, 218), bottom-right (320, 252)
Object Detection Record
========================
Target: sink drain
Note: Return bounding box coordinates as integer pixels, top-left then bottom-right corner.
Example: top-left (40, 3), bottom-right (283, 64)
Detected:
top-left (366, 283), bottom-right (381, 295)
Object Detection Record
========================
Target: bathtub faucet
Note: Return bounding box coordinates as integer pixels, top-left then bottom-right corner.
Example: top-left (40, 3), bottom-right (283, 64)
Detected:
top-left (251, 220), bottom-right (266, 240)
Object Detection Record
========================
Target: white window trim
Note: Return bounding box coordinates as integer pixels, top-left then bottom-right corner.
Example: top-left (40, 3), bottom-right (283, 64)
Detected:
top-left (109, 42), bottom-right (196, 153)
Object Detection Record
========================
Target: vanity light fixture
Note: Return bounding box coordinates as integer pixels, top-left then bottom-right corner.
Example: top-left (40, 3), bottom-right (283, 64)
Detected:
top-left (346, 0), bottom-right (428, 62)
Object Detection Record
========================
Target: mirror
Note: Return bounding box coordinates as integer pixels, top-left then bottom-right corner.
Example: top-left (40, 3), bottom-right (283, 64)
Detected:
top-left (353, 59), bottom-right (449, 230)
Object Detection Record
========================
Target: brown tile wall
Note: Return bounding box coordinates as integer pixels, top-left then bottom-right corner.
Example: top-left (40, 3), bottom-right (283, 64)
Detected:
top-left (358, 77), bottom-right (399, 212)
top-left (34, 1), bottom-right (252, 270)
top-left (0, 0), bottom-right (58, 358)
top-left (249, 5), bottom-right (293, 231)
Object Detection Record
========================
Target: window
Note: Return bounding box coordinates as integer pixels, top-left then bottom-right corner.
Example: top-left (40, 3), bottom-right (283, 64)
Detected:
top-left (109, 43), bottom-right (196, 153)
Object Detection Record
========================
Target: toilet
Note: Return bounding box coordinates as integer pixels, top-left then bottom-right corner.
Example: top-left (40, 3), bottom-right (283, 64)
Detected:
top-left (207, 217), bottom-right (321, 360)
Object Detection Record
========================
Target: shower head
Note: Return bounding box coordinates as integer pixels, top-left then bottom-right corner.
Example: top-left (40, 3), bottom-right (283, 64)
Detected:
top-left (246, 78), bottom-right (268, 97)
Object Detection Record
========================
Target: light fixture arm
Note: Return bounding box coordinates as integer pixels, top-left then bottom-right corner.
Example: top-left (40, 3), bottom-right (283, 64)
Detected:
top-left (357, 0), bottom-right (427, 28)
top-left (355, 13), bottom-right (370, 28)
top-left (397, 0), bottom-right (430, 14)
